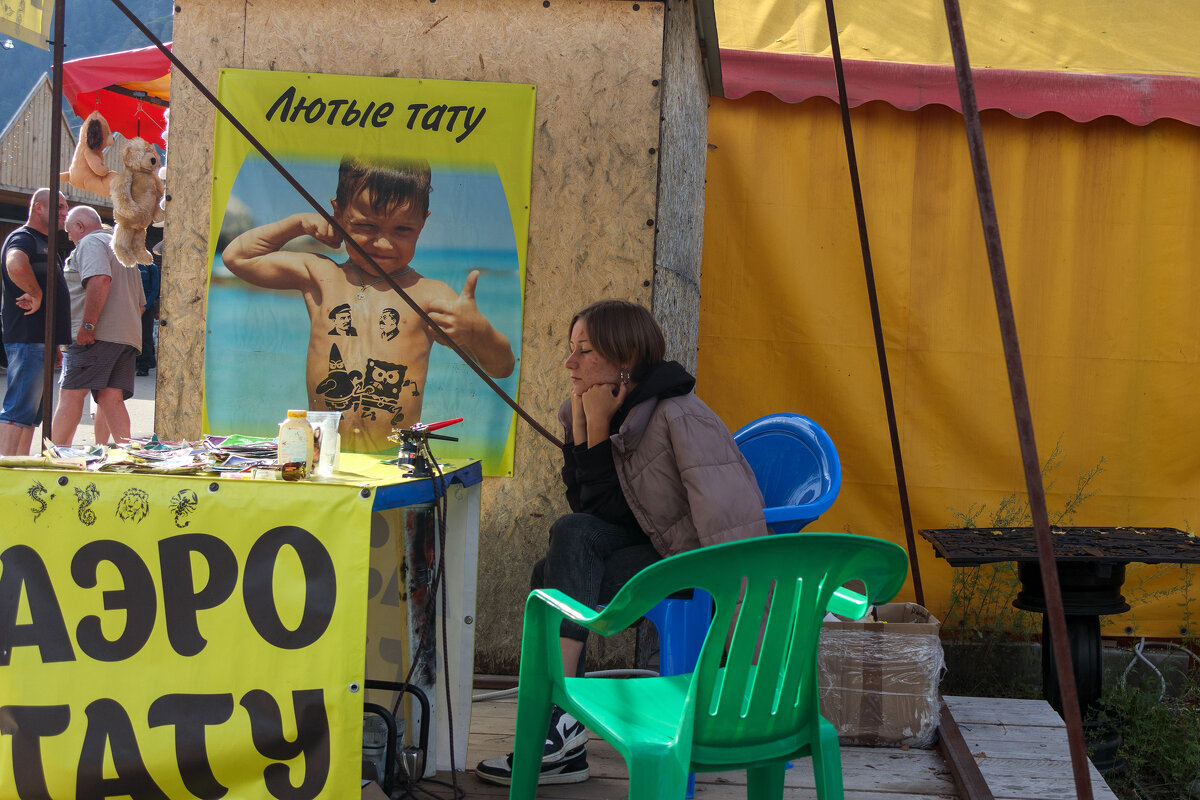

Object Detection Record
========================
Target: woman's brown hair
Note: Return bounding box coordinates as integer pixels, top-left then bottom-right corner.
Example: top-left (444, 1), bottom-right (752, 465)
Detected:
top-left (570, 300), bottom-right (665, 381)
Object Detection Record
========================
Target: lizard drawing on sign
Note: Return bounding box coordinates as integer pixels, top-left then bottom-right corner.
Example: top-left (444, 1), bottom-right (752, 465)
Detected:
top-left (74, 483), bottom-right (100, 526)
top-left (27, 481), bottom-right (51, 522)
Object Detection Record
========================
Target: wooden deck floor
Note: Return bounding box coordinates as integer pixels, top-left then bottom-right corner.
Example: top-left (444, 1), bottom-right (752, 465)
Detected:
top-left (424, 692), bottom-right (1119, 799)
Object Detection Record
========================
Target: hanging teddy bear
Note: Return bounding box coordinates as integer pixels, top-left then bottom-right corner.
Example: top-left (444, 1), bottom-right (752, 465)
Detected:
top-left (110, 136), bottom-right (165, 267)
top-left (59, 110), bottom-right (118, 196)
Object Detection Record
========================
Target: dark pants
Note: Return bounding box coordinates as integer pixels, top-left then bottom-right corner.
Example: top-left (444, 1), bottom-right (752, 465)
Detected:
top-left (136, 302), bottom-right (157, 372)
top-left (530, 512), bottom-right (661, 644)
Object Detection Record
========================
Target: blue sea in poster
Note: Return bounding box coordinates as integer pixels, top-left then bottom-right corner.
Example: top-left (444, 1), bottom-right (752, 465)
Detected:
top-left (205, 250), bottom-right (522, 473)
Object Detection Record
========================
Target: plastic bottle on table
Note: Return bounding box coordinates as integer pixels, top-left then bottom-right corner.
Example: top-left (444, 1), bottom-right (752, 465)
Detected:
top-left (277, 410), bottom-right (314, 479)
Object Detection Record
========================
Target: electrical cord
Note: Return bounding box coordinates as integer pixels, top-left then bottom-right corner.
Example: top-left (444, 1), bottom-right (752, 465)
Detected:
top-left (1117, 637), bottom-right (1200, 702)
top-left (383, 438), bottom-right (465, 800)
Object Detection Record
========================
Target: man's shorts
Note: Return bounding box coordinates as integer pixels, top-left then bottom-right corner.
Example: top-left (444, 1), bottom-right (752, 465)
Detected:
top-left (0, 342), bottom-right (47, 428)
top-left (60, 341), bottom-right (139, 400)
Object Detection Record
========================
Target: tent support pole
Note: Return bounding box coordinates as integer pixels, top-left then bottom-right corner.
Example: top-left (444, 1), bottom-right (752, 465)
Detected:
top-left (940, 1), bottom-right (1093, 797)
top-left (40, 0), bottom-right (67, 449)
top-left (821, 0), bottom-right (926, 606)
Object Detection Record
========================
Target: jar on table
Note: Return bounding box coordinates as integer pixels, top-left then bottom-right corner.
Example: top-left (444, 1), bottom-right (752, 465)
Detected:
top-left (277, 409), bottom-right (314, 479)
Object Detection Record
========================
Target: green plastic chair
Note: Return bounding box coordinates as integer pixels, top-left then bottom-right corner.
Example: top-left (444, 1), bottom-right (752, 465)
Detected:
top-left (508, 532), bottom-right (909, 800)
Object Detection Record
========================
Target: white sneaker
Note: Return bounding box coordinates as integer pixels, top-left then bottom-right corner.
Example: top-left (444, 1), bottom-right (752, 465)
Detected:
top-left (474, 707), bottom-right (590, 786)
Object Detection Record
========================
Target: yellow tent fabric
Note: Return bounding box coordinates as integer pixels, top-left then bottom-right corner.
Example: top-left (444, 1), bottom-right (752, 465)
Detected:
top-left (698, 92), bottom-right (1200, 638)
top-left (715, 0), bottom-right (1200, 76)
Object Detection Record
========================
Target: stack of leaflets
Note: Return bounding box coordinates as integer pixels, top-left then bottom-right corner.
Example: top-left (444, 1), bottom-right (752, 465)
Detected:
top-left (35, 435), bottom-right (281, 475)
top-left (204, 435), bottom-right (277, 474)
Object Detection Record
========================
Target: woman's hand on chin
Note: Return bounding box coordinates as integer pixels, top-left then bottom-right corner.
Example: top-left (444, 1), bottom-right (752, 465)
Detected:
top-left (581, 381), bottom-right (627, 438)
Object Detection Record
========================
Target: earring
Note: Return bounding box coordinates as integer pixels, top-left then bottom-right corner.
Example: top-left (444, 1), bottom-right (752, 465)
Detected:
top-left (619, 369), bottom-right (630, 384)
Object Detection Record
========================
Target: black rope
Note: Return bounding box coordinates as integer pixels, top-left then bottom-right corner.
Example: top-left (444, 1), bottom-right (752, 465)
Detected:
top-left (821, 0), bottom-right (925, 606)
top-left (384, 445), bottom-right (462, 799)
top-left (423, 442), bottom-right (463, 798)
top-left (939, 2), bottom-right (1093, 797)
top-left (106, 0), bottom-right (564, 450)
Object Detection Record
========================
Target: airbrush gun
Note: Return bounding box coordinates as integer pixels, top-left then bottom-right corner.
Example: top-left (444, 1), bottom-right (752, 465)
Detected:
top-left (389, 418), bottom-right (463, 477)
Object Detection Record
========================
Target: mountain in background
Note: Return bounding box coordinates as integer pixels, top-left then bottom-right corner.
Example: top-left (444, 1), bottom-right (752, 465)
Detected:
top-left (0, 0), bottom-right (173, 133)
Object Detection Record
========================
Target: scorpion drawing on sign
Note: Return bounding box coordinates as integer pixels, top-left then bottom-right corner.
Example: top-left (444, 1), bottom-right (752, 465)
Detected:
top-left (169, 490), bottom-right (198, 528)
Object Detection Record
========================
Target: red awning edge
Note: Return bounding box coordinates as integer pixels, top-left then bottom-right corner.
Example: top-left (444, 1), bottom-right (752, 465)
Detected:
top-left (721, 48), bottom-right (1200, 127)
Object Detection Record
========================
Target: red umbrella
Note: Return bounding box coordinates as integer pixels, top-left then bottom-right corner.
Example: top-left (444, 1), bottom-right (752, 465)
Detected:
top-left (60, 42), bottom-right (171, 148)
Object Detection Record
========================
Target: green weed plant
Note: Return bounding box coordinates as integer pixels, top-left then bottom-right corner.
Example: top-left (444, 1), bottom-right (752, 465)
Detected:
top-left (1099, 662), bottom-right (1200, 799)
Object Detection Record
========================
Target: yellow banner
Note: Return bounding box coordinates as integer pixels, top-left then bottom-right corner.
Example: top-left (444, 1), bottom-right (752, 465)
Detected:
top-left (715, 0), bottom-right (1200, 77)
top-left (700, 95), bottom-right (1200, 638)
top-left (0, 0), bottom-right (52, 50)
top-left (0, 469), bottom-right (373, 799)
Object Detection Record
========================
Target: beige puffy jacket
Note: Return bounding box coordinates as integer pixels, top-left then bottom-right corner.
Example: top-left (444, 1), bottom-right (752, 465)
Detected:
top-left (558, 391), bottom-right (768, 557)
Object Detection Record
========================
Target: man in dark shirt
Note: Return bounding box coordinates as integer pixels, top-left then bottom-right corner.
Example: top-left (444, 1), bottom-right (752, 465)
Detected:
top-left (0, 189), bottom-right (71, 455)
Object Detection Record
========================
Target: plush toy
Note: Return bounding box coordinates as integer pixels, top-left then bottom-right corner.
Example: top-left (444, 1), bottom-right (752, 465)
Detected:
top-left (59, 111), bottom-right (118, 196)
top-left (156, 108), bottom-right (169, 217)
top-left (110, 136), bottom-right (165, 267)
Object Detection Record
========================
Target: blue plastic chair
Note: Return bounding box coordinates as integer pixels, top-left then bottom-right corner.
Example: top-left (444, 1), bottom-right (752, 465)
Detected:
top-left (733, 412), bottom-right (842, 534)
top-left (642, 412), bottom-right (842, 796)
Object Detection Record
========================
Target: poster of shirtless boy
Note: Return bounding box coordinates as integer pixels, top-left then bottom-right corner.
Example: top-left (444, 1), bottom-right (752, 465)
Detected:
top-left (204, 70), bottom-right (534, 475)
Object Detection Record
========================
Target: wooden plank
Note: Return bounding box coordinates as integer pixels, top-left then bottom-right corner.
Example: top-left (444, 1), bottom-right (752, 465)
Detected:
top-left (943, 696), bottom-right (1064, 727)
top-left (956, 722), bottom-right (1076, 747)
top-left (972, 758), bottom-right (1116, 800)
top-left (449, 769), bottom-right (958, 800)
top-left (943, 695), bottom-right (1120, 800)
top-left (467, 696), bottom-right (956, 797)
top-left (954, 736), bottom-right (1072, 759)
top-left (466, 692), bottom-right (1127, 799)
top-left (938, 698), bottom-right (995, 800)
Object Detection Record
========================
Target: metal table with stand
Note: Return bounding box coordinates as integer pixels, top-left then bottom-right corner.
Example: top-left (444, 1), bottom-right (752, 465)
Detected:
top-left (918, 526), bottom-right (1200, 772)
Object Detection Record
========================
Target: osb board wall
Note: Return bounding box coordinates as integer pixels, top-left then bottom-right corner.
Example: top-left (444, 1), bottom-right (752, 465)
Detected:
top-left (164, 0), bottom-right (674, 671)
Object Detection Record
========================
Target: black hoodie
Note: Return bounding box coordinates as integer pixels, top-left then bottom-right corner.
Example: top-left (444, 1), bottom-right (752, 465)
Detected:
top-left (561, 360), bottom-right (696, 530)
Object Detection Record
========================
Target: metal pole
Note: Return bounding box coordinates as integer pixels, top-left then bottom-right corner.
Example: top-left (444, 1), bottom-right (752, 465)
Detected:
top-left (940, 2), bottom-right (1093, 797)
top-left (40, 0), bottom-right (67, 448)
top-left (821, 0), bottom-right (925, 605)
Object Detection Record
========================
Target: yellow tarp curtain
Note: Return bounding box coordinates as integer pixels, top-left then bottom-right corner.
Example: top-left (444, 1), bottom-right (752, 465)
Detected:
top-left (698, 93), bottom-right (1200, 637)
top-left (715, 0), bottom-right (1200, 77)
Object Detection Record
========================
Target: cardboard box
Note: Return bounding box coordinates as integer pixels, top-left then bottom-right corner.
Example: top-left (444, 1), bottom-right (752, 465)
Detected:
top-left (361, 780), bottom-right (389, 800)
top-left (817, 602), bottom-right (945, 748)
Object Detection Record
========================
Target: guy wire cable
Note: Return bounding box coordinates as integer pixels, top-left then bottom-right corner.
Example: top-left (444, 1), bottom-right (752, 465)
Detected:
top-left (820, 0), bottom-right (925, 605)
top-left (107, 0), bottom-right (564, 451)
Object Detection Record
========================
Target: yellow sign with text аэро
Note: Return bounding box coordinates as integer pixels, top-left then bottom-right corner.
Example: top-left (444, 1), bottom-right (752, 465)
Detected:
top-left (0, 470), bottom-right (372, 799)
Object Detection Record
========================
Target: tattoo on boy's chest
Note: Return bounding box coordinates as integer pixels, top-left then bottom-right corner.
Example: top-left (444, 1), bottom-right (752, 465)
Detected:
top-left (314, 343), bottom-right (420, 426)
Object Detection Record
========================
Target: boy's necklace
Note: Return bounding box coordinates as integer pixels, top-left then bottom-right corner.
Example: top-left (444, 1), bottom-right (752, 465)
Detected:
top-left (348, 264), bottom-right (414, 300)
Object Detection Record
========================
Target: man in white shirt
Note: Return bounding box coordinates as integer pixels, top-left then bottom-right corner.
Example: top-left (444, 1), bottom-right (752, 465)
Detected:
top-left (51, 206), bottom-right (145, 445)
